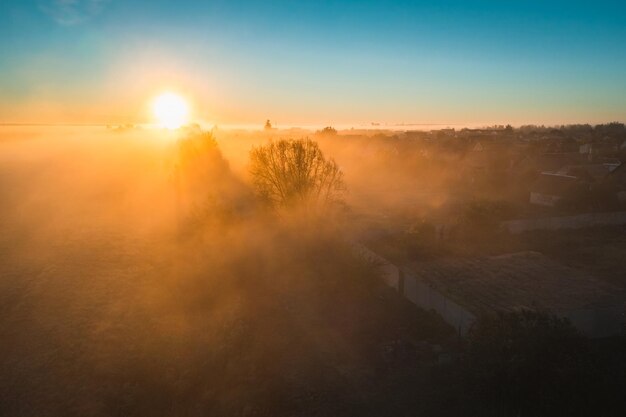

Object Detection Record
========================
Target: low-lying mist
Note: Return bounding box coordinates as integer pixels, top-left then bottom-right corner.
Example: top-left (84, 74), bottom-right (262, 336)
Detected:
top-left (0, 126), bottom-right (452, 416)
top-left (2, 124), bottom-right (625, 416)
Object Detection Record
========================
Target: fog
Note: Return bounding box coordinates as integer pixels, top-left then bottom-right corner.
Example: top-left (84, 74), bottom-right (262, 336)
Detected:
top-left (0, 126), bottom-right (447, 415)
top-left (1, 124), bottom-right (625, 416)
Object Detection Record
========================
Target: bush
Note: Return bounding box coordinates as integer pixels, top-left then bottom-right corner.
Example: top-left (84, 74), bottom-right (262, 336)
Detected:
top-left (462, 310), bottom-right (600, 417)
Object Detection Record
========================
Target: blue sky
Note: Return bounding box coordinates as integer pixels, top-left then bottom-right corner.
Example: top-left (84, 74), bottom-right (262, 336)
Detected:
top-left (1, 0), bottom-right (625, 126)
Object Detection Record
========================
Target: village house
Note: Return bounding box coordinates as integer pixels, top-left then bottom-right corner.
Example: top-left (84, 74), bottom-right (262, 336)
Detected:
top-left (605, 163), bottom-right (626, 203)
top-left (556, 163), bottom-right (614, 182)
top-left (515, 152), bottom-right (585, 175)
top-left (462, 139), bottom-right (526, 182)
top-left (529, 173), bottom-right (581, 207)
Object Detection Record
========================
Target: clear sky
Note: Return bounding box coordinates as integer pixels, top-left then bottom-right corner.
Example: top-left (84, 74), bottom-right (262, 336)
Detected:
top-left (1, 0), bottom-right (625, 127)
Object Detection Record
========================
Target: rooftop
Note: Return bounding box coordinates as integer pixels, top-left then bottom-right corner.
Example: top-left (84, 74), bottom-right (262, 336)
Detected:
top-left (407, 251), bottom-right (624, 316)
top-left (531, 173), bottom-right (579, 195)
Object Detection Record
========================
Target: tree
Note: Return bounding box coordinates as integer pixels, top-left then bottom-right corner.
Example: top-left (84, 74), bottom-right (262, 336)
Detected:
top-left (458, 199), bottom-right (510, 239)
top-left (464, 310), bottom-right (593, 417)
top-left (249, 138), bottom-right (346, 212)
top-left (175, 130), bottom-right (247, 229)
top-left (316, 126), bottom-right (337, 136)
top-left (176, 131), bottom-right (229, 188)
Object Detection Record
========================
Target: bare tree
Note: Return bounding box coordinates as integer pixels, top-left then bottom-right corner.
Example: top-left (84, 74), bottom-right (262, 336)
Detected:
top-left (249, 138), bottom-right (346, 211)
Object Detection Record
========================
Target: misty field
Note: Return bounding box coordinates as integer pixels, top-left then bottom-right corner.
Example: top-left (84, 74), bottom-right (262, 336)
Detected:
top-left (0, 128), bottom-right (174, 414)
top-left (1, 126), bottom-right (625, 417)
top-left (0, 127), bottom-right (455, 416)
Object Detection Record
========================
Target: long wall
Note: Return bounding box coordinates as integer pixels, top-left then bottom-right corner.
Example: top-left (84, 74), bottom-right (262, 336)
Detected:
top-left (401, 268), bottom-right (476, 336)
top-left (352, 243), bottom-right (623, 338)
top-left (351, 243), bottom-right (401, 290)
top-left (501, 211), bottom-right (626, 234)
top-left (351, 243), bottom-right (476, 335)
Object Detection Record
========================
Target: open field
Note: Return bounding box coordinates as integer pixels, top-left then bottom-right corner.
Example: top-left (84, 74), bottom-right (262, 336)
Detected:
top-left (0, 128), bottom-right (458, 416)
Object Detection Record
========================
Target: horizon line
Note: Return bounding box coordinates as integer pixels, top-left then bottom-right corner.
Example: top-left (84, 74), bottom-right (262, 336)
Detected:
top-left (1, 121), bottom-right (624, 131)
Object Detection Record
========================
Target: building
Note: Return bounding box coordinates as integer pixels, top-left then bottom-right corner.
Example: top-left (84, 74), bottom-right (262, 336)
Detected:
top-left (605, 163), bottom-right (626, 203)
top-left (516, 152), bottom-right (585, 175)
top-left (556, 164), bottom-right (614, 182)
top-left (529, 173), bottom-right (580, 207)
top-left (402, 252), bottom-right (625, 337)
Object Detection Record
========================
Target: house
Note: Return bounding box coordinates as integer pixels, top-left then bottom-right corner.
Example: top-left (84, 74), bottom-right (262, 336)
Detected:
top-left (515, 152), bottom-right (585, 175)
top-left (542, 135), bottom-right (578, 153)
top-left (439, 128), bottom-right (456, 136)
top-left (402, 252), bottom-right (625, 337)
top-left (472, 141), bottom-right (485, 152)
top-left (556, 164), bottom-right (614, 182)
top-left (605, 163), bottom-right (626, 203)
top-left (463, 140), bottom-right (523, 178)
top-left (579, 143), bottom-right (593, 155)
top-left (578, 140), bottom-right (621, 159)
top-left (529, 173), bottom-right (580, 207)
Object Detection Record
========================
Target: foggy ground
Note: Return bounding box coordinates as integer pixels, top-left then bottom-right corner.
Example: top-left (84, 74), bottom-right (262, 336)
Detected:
top-left (0, 128), bottom-right (177, 415)
top-left (0, 127), bottom-right (454, 416)
top-left (2, 126), bottom-right (625, 417)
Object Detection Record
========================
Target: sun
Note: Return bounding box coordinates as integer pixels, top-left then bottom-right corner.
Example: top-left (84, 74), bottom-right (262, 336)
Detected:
top-left (152, 92), bottom-right (190, 129)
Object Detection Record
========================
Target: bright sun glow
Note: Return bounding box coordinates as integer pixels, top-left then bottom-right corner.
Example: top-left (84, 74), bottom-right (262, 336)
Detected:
top-left (152, 92), bottom-right (189, 129)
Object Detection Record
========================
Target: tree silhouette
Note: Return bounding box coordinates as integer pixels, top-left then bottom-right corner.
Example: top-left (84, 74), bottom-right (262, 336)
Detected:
top-left (464, 310), bottom-right (592, 417)
top-left (249, 138), bottom-right (345, 212)
top-left (317, 126), bottom-right (337, 136)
